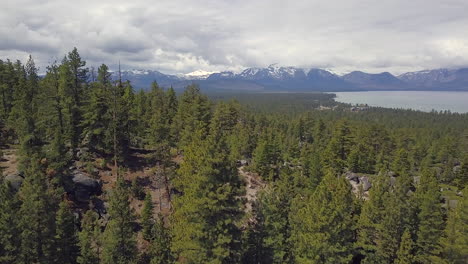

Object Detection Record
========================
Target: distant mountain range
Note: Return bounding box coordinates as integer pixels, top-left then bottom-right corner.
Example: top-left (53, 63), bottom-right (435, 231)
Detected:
top-left (114, 65), bottom-right (468, 92)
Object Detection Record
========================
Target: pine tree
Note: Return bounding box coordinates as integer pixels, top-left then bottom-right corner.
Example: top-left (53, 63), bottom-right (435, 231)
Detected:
top-left (141, 192), bottom-right (154, 241)
top-left (395, 228), bottom-right (416, 264)
top-left (18, 161), bottom-right (57, 264)
top-left (375, 191), bottom-right (407, 263)
top-left (323, 120), bottom-right (353, 173)
top-left (66, 47), bottom-right (88, 152)
top-left (347, 142), bottom-right (373, 173)
top-left (0, 179), bottom-right (21, 263)
top-left (252, 132), bottom-right (281, 181)
top-left (133, 89), bottom-right (149, 147)
top-left (118, 80), bottom-right (135, 156)
top-left (81, 64), bottom-right (112, 152)
top-left (58, 55), bottom-right (75, 148)
top-left (10, 56), bottom-right (41, 168)
top-left (255, 183), bottom-right (293, 263)
top-left (41, 61), bottom-right (71, 183)
top-left (209, 101), bottom-right (240, 141)
top-left (147, 81), bottom-right (168, 149)
top-left (40, 61), bottom-right (64, 138)
top-left (102, 176), bottom-right (137, 264)
top-left (440, 187), bottom-right (468, 263)
top-left (300, 144), bottom-right (323, 190)
top-left (455, 155), bottom-right (468, 188)
top-left (244, 167), bottom-right (299, 264)
top-left (392, 148), bottom-right (412, 177)
top-left (171, 84), bottom-right (211, 148)
top-left (357, 173), bottom-right (389, 259)
top-left (165, 86), bottom-right (178, 128)
top-left (357, 170), bottom-right (414, 263)
top-left (47, 128), bottom-right (69, 185)
top-left (228, 120), bottom-right (253, 162)
top-left (415, 169), bottom-right (444, 263)
top-left (241, 216), bottom-right (266, 264)
top-left (291, 171), bottom-right (355, 263)
top-left (170, 132), bottom-right (210, 262)
top-left (131, 177), bottom-right (144, 200)
top-left (107, 79), bottom-right (134, 162)
top-left (310, 118), bottom-right (326, 147)
top-left (77, 210), bottom-right (101, 264)
top-left (171, 127), bottom-right (243, 263)
top-left (150, 214), bottom-right (172, 264)
top-left (0, 59), bottom-right (15, 119)
top-left (55, 199), bottom-right (79, 263)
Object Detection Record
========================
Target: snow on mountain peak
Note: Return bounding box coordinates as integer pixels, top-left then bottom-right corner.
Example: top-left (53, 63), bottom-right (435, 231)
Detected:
top-left (128, 69), bottom-right (149, 75)
top-left (239, 65), bottom-right (303, 80)
top-left (185, 70), bottom-right (219, 80)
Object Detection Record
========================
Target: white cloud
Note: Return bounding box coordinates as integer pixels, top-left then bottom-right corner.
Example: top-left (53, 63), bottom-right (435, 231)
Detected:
top-left (1, 0), bottom-right (468, 74)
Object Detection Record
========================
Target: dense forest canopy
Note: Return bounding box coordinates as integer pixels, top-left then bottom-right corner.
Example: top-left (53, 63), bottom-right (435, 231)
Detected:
top-left (0, 49), bottom-right (467, 264)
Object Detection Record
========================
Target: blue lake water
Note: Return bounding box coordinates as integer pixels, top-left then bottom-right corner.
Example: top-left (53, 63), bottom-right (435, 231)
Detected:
top-left (333, 91), bottom-right (468, 113)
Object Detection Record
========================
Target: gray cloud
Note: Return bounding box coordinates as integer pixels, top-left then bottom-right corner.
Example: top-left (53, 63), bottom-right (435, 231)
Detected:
top-left (1, 0), bottom-right (468, 74)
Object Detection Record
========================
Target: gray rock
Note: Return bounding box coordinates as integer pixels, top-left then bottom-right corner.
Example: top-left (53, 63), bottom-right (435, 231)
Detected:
top-left (91, 197), bottom-right (107, 216)
top-left (345, 171), bottom-right (359, 182)
top-left (4, 173), bottom-right (24, 190)
top-left (71, 170), bottom-right (101, 202)
top-left (360, 176), bottom-right (372, 191)
top-left (413, 176), bottom-right (421, 185)
top-left (238, 159), bottom-right (249, 166)
top-left (389, 176), bottom-right (397, 187)
top-left (349, 179), bottom-right (360, 191)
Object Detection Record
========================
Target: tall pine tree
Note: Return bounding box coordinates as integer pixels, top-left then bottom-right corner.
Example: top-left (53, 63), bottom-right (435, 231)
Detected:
top-left (55, 199), bottom-right (79, 263)
top-left (439, 187), bottom-right (468, 263)
top-left (0, 180), bottom-right (21, 263)
top-left (18, 161), bottom-right (57, 264)
top-left (415, 169), bottom-right (444, 263)
top-left (102, 176), bottom-right (137, 264)
top-left (291, 171), bottom-right (355, 263)
top-left (78, 210), bottom-right (101, 264)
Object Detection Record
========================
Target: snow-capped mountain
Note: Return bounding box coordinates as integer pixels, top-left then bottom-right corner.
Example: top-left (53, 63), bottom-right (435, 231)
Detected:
top-left (207, 71), bottom-right (237, 80)
top-left (184, 70), bottom-right (219, 80)
top-left (117, 69), bottom-right (181, 88)
top-left (238, 64), bottom-right (306, 80)
top-left (398, 69), bottom-right (457, 86)
top-left (113, 66), bottom-right (468, 92)
top-left (397, 68), bottom-right (468, 90)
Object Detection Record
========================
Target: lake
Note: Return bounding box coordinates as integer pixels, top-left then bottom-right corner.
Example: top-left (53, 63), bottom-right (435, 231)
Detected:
top-left (333, 91), bottom-right (468, 113)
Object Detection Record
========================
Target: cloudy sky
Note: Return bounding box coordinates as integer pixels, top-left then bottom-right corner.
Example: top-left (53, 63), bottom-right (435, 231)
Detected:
top-left (1, 0), bottom-right (468, 75)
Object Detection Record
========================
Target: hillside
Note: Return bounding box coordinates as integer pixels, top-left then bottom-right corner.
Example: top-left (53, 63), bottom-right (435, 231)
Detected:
top-left (1, 49), bottom-right (467, 264)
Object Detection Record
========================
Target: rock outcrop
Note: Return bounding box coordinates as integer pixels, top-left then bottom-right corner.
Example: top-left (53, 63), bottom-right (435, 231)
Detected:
top-left (70, 170), bottom-right (102, 202)
top-left (3, 172), bottom-right (24, 190)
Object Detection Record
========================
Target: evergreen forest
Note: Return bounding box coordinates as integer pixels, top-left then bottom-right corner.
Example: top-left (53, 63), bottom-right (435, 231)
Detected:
top-left (0, 49), bottom-right (467, 264)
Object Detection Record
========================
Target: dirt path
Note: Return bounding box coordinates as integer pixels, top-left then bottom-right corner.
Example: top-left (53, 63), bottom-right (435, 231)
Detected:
top-left (238, 166), bottom-right (266, 214)
top-left (0, 147), bottom-right (18, 176)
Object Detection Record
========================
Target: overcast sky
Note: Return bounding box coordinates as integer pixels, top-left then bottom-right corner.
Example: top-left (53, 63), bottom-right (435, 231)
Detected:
top-left (1, 0), bottom-right (468, 75)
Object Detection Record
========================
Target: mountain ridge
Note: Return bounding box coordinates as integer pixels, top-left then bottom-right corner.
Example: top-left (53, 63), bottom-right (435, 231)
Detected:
top-left (114, 66), bottom-right (468, 92)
